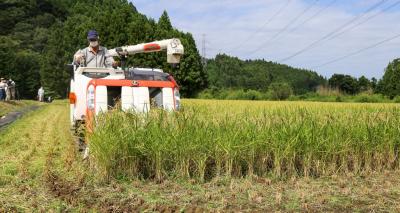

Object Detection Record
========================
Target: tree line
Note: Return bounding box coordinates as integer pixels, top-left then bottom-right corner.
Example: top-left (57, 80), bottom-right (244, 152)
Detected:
top-left (203, 54), bottom-right (400, 100)
top-left (317, 59), bottom-right (399, 99)
top-left (205, 54), bottom-right (326, 95)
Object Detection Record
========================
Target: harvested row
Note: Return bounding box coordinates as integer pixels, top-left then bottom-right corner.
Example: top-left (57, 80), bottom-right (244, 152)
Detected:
top-left (89, 100), bottom-right (400, 182)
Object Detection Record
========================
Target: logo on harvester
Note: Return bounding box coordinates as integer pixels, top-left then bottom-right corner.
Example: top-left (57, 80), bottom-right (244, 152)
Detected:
top-left (132, 80), bottom-right (139, 86)
top-left (144, 43), bottom-right (161, 51)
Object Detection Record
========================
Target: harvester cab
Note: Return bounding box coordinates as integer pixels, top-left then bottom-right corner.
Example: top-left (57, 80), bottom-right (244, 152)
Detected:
top-left (69, 38), bottom-right (184, 128)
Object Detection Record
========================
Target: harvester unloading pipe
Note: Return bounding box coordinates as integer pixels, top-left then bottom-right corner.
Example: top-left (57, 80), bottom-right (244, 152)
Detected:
top-left (107, 38), bottom-right (184, 64)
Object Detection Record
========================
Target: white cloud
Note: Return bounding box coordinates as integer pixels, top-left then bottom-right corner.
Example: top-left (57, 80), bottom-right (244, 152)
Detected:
top-left (130, 0), bottom-right (400, 78)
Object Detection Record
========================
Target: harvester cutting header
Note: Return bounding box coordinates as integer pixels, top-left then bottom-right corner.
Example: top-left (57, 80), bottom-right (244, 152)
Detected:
top-left (69, 30), bottom-right (184, 130)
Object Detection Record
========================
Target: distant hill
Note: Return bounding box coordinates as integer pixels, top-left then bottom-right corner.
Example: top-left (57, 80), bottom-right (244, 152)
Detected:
top-left (206, 54), bottom-right (326, 94)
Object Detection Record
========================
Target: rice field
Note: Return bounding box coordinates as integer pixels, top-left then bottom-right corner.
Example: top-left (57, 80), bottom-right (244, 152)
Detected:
top-left (88, 99), bottom-right (400, 182)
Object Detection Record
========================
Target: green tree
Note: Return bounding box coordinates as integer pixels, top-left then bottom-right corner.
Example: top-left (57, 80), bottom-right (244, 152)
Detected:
top-left (378, 58), bottom-right (400, 98)
top-left (0, 36), bottom-right (19, 77)
top-left (1, 0), bottom-right (207, 98)
top-left (371, 77), bottom-right (378, 92)
top-left (0, 0), bottom-right (69, 98)
top-left (328, 74), bottom-right (359, 95)
top-left (157, 10), bottom-right (173, 33)
top-left (11, 51), bottom-right (41, 99)
top-left (206, 54), bottom-right (325, 94)
top-left (173, 33), bottom-right (207, 97)
top-left (358, 75), bottom-right (371, 92)
top-left (268, 82), bottom-right (293, 100)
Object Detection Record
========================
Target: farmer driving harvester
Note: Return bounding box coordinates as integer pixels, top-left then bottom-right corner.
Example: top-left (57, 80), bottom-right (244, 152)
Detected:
top-left (69, 29), bottom-right (185, 158)
top-left (73, 30), bottom-right (118, 68)
top-left (69, 30), bottom-right (184, 127)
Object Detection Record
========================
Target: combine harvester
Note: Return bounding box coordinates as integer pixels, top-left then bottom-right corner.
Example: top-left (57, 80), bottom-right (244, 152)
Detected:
top-left (69, 38), bottom-right (184, 153)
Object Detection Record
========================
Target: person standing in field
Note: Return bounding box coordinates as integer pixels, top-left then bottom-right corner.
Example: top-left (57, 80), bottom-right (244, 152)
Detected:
top-left (5, 80), bottom-right (11, 101)
top-left (38, 86), bottom-right (44, 102)
top-left (73, 30), bottom-right (117, 68)
top-left (9, 79), bottom-right (16, 100)
top-left (0, 78), bottom-right (6, 101)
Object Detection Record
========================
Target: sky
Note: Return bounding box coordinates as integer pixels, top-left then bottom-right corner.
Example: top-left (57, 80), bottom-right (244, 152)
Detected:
top-left (130, 0), bottom-right (400, 79)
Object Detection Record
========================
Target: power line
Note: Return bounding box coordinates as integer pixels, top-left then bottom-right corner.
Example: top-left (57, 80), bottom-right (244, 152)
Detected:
top-left (201, 34), bottom-right (207, 66)
top-left (311, 32), bottom-right (400, 69)
top-left (278, 0), bottom-right (389, 63)
top-left (267, 0), bottom-right (319, 41)
top-left (228, 0), bottom-right (293, 52)
top-left (248, 0), bottom-right (338, 55)
top-left (247, 0), bottom-right (319, 56)
top-left (248, 0), bottom-right (320, 55)
top-left (287, 0), bottom-right (338, 34)
top-left (326, 0), bottom-right (400, 41)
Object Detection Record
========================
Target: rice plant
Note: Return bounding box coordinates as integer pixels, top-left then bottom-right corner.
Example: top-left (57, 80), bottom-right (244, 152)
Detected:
top-left (88, 100), bottom-right (400, 182)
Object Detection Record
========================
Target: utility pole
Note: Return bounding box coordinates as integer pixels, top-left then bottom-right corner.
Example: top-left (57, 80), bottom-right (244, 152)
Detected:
top-left (201, 34), bottom-right (207, 71)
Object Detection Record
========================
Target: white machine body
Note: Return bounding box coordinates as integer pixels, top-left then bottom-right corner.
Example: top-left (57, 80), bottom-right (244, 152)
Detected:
top-left (69, 38), bottom-right (183, 127)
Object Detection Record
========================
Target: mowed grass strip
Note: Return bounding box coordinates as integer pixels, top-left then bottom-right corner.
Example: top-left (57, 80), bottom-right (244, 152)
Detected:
top-left (89, 99), bottom-right (400, 182)
top-left (0, 100), bottom-right (80, 211)
top-left (0, 100), bottom-right (41, 117)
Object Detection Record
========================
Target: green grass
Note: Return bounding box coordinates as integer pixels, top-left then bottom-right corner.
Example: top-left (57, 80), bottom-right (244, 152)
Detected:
top-left (89, 100), bottom-right (400, 182)
top-left (0, 100), bottom-right (84, 211)
top-left (0, 100), bottom-right (41, 117)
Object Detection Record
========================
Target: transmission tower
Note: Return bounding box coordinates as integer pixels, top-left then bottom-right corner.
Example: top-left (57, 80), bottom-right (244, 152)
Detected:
top-left (201, 34), bottom-right (207, 69)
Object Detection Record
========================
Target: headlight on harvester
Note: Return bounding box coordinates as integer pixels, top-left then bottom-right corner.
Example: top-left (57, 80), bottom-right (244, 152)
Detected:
top-left (87, 85), bottom-right (95, 110)
top-left (174, 88), bottom-right (180, 110)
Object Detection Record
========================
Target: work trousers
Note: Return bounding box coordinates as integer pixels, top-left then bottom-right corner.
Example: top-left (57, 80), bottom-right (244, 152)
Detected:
top-left (11, 88), bottom-right (15, 100)
top-left (0, 89), bottom-right (4, 100)
top-left (5, 89), bottom-right (11, 101)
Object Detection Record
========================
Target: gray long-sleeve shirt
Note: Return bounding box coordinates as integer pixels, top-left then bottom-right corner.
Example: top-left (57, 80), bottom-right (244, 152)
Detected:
top-left (74, 46), bottom-right (115, 68)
